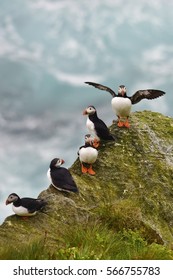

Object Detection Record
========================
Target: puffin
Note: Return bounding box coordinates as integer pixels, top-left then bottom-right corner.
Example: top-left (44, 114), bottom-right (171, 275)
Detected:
top-left (47, 158), bottom-right (78, 193)
top-left (78, 134), bottom-right (98, 175)
top-left (83, 105), bottom-right (114, 147)
top-left (5, 193), bottom-right (47, 217)
top-left (85, 82), bottom-right (165, 128)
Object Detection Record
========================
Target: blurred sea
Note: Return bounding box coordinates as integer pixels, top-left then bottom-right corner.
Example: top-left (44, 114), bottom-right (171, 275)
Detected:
top-left (0, 0), bottom-right (173, 223)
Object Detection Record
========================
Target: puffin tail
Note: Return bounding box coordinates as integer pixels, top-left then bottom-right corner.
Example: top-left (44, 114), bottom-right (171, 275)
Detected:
top-left (69, 185), bottom-right (79, 193)
top-left (38, 199), bottom-right (48, 210)
top-left (108, 134), bottom-right (116, 141)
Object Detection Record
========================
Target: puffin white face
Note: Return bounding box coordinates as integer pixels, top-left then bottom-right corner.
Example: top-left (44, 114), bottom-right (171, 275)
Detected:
top-left (55, 158), bottom-right (65, 167)
top-left (84, 134), bottom-right (93, 144)
top-left (118, 85), bottom-right (127, 96)
top-left (83, 106), bottom-right (96, 116)
top-left (6, 193), bottom-right (19, 205)
top-left (50, 158), bottom-right (65, 169)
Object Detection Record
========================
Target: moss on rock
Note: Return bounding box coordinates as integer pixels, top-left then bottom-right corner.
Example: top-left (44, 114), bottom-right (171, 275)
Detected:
top-left (0, 110), bottom-right (173, 258)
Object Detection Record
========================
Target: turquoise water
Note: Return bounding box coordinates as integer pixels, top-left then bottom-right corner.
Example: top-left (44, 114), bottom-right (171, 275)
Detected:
top-left (0, 0), bottom-right (172, 223)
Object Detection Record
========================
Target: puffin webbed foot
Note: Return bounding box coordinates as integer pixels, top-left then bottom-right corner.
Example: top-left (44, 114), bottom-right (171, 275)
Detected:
top-left (117, 116), bottom-right (130, 128)
top-left (117, 121), bottom-right (124, 127)
top-left (87, 165), bottom-right (96, 175)
top-left (81, 164), bottom-right (88, 174)
top-left (124, 120), bottom-right (130, 128)
top-left (21, 216), bottom-right (29, 220)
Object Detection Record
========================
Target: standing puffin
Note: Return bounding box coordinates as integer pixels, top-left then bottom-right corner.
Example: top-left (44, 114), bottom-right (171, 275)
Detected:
top-left (5, 193), bottom-right (47, 217)
top-left (47, 158), bottom-right (78, 193)
top-left (83, 105), bottom-right (114, 146)
top-left (78, 134), bottom-right (98, 175)
top-left (85, 82), bottom-right (165, 128)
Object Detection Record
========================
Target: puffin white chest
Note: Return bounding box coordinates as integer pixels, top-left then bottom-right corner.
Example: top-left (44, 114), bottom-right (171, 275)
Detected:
top-left (111, 97), bottom-right (132, 117)
top-left (86, 117), bottom-right (96, 136)
top-left (47, 168), bottom-right (51, 182)
top-left (79, 147), bottom-right (98, 164)
top-left (12, 204), bottom-right (36, 216)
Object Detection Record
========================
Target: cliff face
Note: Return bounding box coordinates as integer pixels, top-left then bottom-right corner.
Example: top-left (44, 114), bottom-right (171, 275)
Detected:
top-left (0, 110), bottom-right (173, 256)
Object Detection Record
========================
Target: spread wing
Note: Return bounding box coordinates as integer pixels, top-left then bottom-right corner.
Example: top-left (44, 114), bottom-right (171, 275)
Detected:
top-left (85, 82), bottom-right (116, 97)
top-left (130, 89), bottom-right (165, 105)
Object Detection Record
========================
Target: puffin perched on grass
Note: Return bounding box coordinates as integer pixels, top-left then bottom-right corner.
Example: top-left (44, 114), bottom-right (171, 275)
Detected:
top-left (85, 82), bottom-right (165, 128)
top-left (78, 134), bottom-right (98, 175)
top-left (83, 105), bottom-right (114, 147)
top-left (5, 193), bottom-right (47, 217)
top-left (47, 158), bottom-right (78, 193)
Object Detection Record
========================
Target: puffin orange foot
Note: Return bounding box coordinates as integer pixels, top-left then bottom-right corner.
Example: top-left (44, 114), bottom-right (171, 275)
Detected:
top-left (124, 121), bottom-right (130, 128)
top-left (21, 216), bottom-right (29, 220)
top-left (87, 166), bottom-right (96, 175)
top-left (81, 164), bottom-right (88, 173)
top-left (117, 121), bottom-right (124, 127)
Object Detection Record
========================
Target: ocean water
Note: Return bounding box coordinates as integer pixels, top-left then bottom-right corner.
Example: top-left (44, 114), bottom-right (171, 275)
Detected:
top-left (0, 0), bottom-right (173, 223)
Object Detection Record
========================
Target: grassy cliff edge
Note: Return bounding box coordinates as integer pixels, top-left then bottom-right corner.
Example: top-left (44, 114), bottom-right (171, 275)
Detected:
top-left (0, 110), bottom-right (173, 259)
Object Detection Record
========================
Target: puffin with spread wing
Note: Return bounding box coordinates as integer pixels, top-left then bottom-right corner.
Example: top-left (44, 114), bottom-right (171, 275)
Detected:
top-left (85, 82), bottom-right (165, 128)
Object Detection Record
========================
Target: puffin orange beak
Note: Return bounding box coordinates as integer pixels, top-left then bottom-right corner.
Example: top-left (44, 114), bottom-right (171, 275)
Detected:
top-left (61, 159), bottom-right (65, 164)
top-left (5, 200), bottom-right (10, 205)
top-left (83, 109), bottom-right (87, 115)
top-left (121, 90), bottom-right (125, 96)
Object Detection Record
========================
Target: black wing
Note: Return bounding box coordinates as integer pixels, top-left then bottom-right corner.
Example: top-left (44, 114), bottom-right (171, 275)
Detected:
top-left (95, 118), bottom-right (114, 140)
top-left (21, 198), bottom-right (47, 213)
top-left (78, 145), bottom-right (85, 155)
top-left (130, 89), bottom-right (165, 105)
top-left (85, 82), bottom-right (116, 98)
top-left (51, 168), bottom-right (78, 193)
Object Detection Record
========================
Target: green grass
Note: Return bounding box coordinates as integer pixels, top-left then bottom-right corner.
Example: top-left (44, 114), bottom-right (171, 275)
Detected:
top-left (0, 221), bottom-right (172, 260)
top-left (55, 223), bottom-right (173, 260)
top-left (0, 238), bottom-right (50, 260)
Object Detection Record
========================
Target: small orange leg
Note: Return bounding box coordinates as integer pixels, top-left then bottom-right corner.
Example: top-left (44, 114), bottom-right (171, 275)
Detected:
top-left (117, 116), bottom-right (124, 128)
top-left (124, 118), bottom-right (130, 128)
top-left (87, 165), bottom-right (96, 175)
top-left (81, 164), bottom-right (88, 174)
top-left (118, 121), bottom-right (124, 127)
top-left (21, 216), bottom-right (29, 220)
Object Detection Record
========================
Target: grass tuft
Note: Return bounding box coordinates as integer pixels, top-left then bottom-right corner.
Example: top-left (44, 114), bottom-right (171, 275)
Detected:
top-left (0, 220), bottom-right (172, 260)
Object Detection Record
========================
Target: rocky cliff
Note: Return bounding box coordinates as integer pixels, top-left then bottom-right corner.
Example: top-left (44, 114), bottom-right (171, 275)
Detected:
top-left (0, 110), bottom-right (173, 258)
